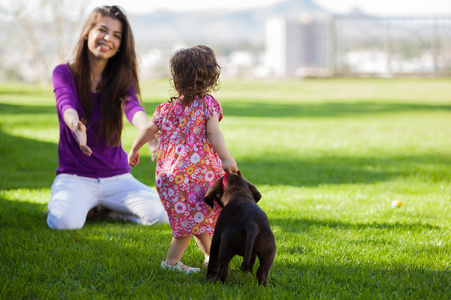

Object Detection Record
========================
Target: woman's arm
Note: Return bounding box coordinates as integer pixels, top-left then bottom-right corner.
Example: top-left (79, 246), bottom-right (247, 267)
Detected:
top-left (53, 64), bottom-right (92, 156)
top-left (132, 111), bottom-right (160, 162)
top-left (128, 120), bottom-right (159, 167)
top-left (206, 115), bottom-right (238, 173)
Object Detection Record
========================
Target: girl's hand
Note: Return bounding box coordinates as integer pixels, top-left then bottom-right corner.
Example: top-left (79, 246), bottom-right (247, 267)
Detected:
top-left (128, 150), bottom-right (140, 167)
top-left (222, 157), bottom-right (238, 174)
top-left (74, 121), bottom-right (92, 156)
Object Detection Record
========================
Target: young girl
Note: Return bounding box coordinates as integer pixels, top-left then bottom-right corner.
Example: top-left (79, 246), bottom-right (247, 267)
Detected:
top-left (128, 45), bottom-right (238, 273)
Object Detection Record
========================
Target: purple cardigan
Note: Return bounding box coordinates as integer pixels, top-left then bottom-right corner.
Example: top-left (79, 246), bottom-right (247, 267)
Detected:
top-left (52, 64), bottom-right (144, 178)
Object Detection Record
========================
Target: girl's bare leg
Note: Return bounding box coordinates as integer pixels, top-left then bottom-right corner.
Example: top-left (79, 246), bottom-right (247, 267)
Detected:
top-left (164, 236), bottom-right (192, 268)
top-left (194, 232), bottom-right (211, 261)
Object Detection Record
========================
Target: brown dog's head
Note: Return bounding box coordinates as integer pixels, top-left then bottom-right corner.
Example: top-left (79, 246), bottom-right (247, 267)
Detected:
top-left (205, 173), bottom-right (261, 208)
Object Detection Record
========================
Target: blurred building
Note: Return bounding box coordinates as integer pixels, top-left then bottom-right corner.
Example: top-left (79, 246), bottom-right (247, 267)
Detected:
top-left (265, 13), bottom-right (334, 78)
top-left (264, 12), bottom-right (451, 78)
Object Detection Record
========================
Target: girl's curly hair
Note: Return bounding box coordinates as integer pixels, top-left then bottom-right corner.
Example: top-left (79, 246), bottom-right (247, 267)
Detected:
top-left (170, 45), bottom-right (221, 104)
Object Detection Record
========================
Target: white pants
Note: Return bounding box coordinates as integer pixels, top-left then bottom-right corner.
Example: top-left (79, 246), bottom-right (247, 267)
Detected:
top-left (47, 173), bottom-right (169, 230)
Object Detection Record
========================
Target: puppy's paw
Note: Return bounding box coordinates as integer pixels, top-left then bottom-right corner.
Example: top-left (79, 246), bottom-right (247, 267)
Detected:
top-left (240, 263), bottom-right (253, 273)
top-left (206, 273), bottom-right (218, 282)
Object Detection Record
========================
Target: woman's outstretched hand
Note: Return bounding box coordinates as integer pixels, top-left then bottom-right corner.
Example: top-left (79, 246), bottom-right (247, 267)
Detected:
top-left (147, 131), bottom-right (160, 162)
top-left (74, 121), bottom-right (92, 156)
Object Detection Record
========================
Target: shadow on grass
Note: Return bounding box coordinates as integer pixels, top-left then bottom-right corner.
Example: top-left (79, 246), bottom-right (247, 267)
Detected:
top-left (139, 100), bottom-right (451, 119)
top-left (0, 103), bottom-right (55, 115)
top-left (270, 216), bottom-right (441, 234)
top-left (0, 130), bottom-right (57, 190)
top-left (221, 101), bottom-right (451, 118)
top-left (0, 196), bottom-right (48, 229)
top-left (238, 153), bottom-right (451, 187)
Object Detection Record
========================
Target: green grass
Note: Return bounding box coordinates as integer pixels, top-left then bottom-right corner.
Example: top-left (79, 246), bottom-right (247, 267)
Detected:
top-left (1, 78), bottom-right (451, 299)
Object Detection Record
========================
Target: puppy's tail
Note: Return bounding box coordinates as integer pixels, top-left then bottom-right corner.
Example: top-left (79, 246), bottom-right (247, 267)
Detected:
top-left (242, 222), bottom-right (260, 271)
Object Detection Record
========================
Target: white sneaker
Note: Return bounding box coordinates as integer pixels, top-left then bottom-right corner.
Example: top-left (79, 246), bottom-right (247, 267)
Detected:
top-left (161, 261), bottom-right (200, 274)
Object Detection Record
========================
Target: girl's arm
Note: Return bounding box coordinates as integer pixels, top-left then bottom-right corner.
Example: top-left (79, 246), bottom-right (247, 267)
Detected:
top-left (63, 108), bottom-right (92, 156)
top-left (128, 120), bottom-right (159, 167)
top-left (132, 111), bottom-right (161, 162)
top-left (206, 115), bottom-right (238, 173)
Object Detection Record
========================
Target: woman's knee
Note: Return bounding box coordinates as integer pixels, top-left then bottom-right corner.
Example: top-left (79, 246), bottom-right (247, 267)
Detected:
top-left (46, 210), bottom-right (86, 230)
top-left (47, 176), bottom-right (97, 229)
top-left (141, 206), bottom-right (169, 225)
top-left (157, 208), bottom-right (169, 224)
top-left (122, 188), bottom-right (169, 225)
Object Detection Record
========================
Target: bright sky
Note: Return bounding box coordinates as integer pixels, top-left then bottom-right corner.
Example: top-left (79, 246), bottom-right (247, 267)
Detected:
top-left (88, 0), bottom-right (451, 15)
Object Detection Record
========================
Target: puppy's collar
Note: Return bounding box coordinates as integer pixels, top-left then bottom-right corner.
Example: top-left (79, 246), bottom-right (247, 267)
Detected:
top-left (222, 170), bottom-right (241, 189)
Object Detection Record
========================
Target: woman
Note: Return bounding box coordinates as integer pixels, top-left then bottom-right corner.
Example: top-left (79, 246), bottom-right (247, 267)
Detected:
top-left (47, 5), bottom-right (168, 229)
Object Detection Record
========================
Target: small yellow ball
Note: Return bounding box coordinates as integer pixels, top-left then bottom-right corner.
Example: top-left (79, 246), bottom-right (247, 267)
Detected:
top-left (391, 200), bottom-right (403, 208)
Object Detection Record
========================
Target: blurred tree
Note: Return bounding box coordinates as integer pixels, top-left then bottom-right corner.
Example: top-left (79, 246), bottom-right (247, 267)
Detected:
top-left (0, 0), bottom-right (90, 84)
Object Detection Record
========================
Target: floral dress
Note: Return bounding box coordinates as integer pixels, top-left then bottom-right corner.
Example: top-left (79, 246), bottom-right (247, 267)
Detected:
top-left (152, 95), bottom-right (224, 237)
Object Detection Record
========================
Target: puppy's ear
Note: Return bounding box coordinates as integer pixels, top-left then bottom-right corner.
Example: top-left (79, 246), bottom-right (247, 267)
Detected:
top-left (205, 177), bottom-right (224, 208)
top-left (248, 182), bottom-right (262, 203)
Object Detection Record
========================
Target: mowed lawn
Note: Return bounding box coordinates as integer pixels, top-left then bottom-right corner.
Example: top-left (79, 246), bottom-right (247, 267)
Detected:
top-left (1, 78), bottom-right (450, 299)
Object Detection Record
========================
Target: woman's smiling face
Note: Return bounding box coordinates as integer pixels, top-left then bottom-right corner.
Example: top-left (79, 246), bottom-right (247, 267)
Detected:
top-left (87, 15), bottom-right (122, 61)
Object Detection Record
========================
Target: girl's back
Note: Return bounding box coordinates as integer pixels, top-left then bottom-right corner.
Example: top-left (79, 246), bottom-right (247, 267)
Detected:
top-left (152, 95), bottom-right (224, 237)
top-left (155, 95), bottom-right (221, 151)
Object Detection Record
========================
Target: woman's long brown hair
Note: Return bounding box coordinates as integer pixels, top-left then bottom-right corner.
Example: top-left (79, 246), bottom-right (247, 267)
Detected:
top-left (70, 5), bottom-right (140, 146)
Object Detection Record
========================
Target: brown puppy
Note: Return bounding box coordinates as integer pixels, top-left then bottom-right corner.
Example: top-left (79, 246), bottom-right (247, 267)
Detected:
top-left (205, 173), bottom-right (276, 285)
